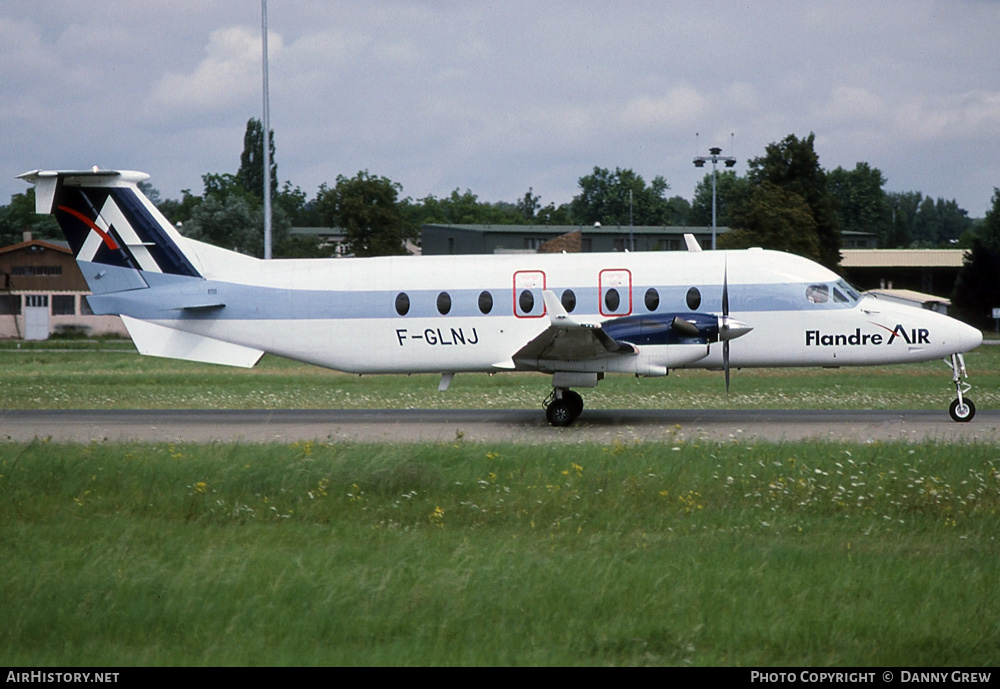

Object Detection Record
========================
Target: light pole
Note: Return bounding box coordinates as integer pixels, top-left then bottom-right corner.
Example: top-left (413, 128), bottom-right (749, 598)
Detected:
top-left (261, 0), bottom-right (272, 260)
top-left (693, 146), bottom-right (736, 250)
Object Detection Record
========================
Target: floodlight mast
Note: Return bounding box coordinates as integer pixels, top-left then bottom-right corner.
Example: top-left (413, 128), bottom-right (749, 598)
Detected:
top-left (261, 0), bottom-right (272, 260)
top-left (692, 146), bottom-right (737, 250)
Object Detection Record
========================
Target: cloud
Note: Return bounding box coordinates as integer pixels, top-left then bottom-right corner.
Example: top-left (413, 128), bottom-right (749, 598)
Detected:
top-left (145, 26), bottom-right (282, 120)
top-left (620, 86), bottom-right (708, 130)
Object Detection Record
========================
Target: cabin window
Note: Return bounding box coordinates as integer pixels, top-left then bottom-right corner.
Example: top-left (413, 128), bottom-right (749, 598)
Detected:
top-left (806, 284), bottom-right (829, 304)
top-left (395, 292), bottom-right (410, 316)
top-left (561, 289), bottom-right (576, 313)
top-left (604, 288), bottom-right (620, 312)
top-left (478, 290), bottom-right (493, 314)
top-left (686, 287), bottom-right (701, 310)
top-left (519, 289), bottom-right (535, 314)
top-left (437, 292), bottom-right (452, 315)
top-left (644, 288), bottom-right (659, 312)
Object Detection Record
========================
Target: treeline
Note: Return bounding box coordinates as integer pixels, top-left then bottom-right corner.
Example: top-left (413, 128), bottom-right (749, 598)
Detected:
top-left (0, 120), bottom-right (993, 267)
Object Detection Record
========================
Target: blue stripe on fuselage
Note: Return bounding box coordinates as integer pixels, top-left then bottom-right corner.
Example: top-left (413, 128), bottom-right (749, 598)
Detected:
top-left (84, 268), bottom-right (859, 321)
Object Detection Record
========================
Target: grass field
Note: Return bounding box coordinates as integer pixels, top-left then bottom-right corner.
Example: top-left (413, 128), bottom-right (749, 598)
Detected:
top-left (1, 339), bottom-right (999, 412)
top-left (2, 440), bottom-right (999, 666)
top-left (1, 341), bottom-right (998, 666)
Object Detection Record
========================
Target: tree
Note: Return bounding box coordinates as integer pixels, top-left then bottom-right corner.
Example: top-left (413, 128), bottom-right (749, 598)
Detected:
top-left (689, 170), bottom-right (749, 227)
top-left (719, 182), bottom-right (820, 260)
top-left (885, 191), bottom-right (922, 248)
top-left (516, 188), bottom-right (541, 223)
top-left (952, 188), bottom-right (1000, 325)
top-left (315, 171), bottom-right (417, 257)
top-left (570, 167), bottom-right (677, 226)
top-left (747, 133), bottom-right (840, 269)
top-left (909, 197), bottom-right (972, 247)
top-left (156, 189), bottom-right (202, 228)
top-left (827, 163), bottom-right (891, 245)
top-left (978, 187), bottom-right (1000, 248)
top-left (236, 118), bottom-right (277, 200)
top-left (0, 188), bottom-right (61, 245)
top-left (182, 172), bottom-right (289, 257)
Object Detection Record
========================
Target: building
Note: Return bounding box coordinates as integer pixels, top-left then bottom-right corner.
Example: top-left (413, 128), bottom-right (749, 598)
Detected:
top-left (839, 249), bottom-right (967, 297)
top-left (420, 224), bottom-right (726, 255)
top-left (0, 236), bottom-right (127, 340)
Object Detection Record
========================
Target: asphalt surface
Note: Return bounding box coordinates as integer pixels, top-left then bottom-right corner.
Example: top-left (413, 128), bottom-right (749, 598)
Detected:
top-left (3, 408), bottom-right (999, 444)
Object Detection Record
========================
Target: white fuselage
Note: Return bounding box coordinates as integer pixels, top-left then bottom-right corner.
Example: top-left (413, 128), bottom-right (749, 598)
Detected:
top-left (121, 241), bottom-right (981, 377)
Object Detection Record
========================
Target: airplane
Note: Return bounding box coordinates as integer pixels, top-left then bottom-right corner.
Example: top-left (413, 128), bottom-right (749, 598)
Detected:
top-left (18, 168), bottom-right (984, 426)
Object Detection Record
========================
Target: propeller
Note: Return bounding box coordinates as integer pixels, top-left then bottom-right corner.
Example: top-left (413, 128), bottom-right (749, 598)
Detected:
top-left (723, 263), bottom-right (731, 392)
top-left (717, 258), bottom-right (753, 393)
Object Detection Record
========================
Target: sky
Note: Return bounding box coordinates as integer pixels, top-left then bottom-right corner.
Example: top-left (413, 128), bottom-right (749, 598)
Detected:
top-left (2, 1), bottom-right (999, 217)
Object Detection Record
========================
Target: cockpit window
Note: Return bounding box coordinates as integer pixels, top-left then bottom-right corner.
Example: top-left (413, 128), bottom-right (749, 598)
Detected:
top-left (837, 279), bottom-right (861, 302)
top-left (806, 284), bottom-right (829, 304)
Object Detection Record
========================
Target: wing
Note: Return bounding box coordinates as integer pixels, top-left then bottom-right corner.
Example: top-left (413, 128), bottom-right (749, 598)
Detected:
top-left (511, 291), bottom-right (639, 365)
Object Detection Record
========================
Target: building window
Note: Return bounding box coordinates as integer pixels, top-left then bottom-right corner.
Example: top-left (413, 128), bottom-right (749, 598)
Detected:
top-left (25, 294), bottom-right (48, 308)
top-left (11, 265), bottom-right (62, 276)
top-left (0, 295), bottom-right (21, 315)
top-left (478, 291), bottom-right (493, 314)
top-left (80, 297), bottom-right (94, 315)
top-left (395, 292), bottom-right (410, 316)
top-left (52, 295), bottom-right (75, 315)
top-left (436, 292), bottom-right (452, 315)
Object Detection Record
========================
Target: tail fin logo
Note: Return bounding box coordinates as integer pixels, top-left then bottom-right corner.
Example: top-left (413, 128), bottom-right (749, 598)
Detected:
top-left (53, 186), bottom-right (200, 278)
top-left (62, 195), bottom-right (163, 272)
top-left (57, 204), bottom-right (122, 253)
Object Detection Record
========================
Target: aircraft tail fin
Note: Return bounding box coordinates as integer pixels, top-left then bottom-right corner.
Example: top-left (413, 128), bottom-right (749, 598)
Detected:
top-left (17, 169), bottom-right (203, 291)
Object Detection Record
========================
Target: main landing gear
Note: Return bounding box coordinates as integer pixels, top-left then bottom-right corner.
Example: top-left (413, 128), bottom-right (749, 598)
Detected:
top-left (947, 353), bottom-right (975, 422)
top-left (544, 388), bottom-right (584, 427)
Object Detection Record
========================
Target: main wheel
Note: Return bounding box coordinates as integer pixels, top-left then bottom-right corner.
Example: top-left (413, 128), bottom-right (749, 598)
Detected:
top-left (563, 390), bottom-right (584, 419)
top-left (545, 400), bottom-right (575, 427)
top-left (949, 398), bottom-right (976, 422)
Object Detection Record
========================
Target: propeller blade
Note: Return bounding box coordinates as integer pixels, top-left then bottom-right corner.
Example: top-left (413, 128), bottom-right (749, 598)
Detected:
top-left (724, 340), bottom-right (730, 393)
top-left (722, 257), bottom-right (729, 317)
top-left (722, 257), bottom-right (731, 393)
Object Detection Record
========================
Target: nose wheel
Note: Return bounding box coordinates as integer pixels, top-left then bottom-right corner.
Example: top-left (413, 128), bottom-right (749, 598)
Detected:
top-left (946, 353), bottom-right (975, 422)
top-left (544, 388), bottom-right (584, 427)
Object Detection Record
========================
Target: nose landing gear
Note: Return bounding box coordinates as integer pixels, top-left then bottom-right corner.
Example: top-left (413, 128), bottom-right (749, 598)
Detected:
top-left (946, 353), bottom-right (975, 422)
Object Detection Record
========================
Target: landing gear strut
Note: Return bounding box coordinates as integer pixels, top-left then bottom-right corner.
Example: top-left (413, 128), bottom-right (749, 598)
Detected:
top-left (544, 388), bottom-right (584, 427)
top-left (946, 353), bottom-right (975, 422)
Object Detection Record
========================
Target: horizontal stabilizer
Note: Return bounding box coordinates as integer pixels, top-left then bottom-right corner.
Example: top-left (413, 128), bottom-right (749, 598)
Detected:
top-left (121, 315), bottom-right (264, 368)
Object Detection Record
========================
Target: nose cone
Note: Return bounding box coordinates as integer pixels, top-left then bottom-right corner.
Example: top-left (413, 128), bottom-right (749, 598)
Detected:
top-left (959, 321), bottom-right (983, 352)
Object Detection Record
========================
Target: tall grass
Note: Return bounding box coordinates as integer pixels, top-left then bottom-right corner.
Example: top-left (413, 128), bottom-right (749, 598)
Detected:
top-left (1, 341), bottom-right (999, 411)
top-left (2, 439), bottom-right (998, 665)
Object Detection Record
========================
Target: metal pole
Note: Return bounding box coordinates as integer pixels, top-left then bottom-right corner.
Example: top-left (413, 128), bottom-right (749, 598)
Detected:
top-left (261, 0), bottom-right (272, 260)
top-left (711, 158), bottom-right (718, 251)
top-left (629, 188), bottom-right (634, 251)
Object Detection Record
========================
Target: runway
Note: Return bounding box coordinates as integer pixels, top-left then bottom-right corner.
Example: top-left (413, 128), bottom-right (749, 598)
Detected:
top-left (3, 408), bottom-right (999, 444)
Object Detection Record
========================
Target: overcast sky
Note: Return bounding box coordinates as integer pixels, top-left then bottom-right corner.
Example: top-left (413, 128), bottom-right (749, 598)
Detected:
top-left (3, 1), bottom-right (999, 217)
